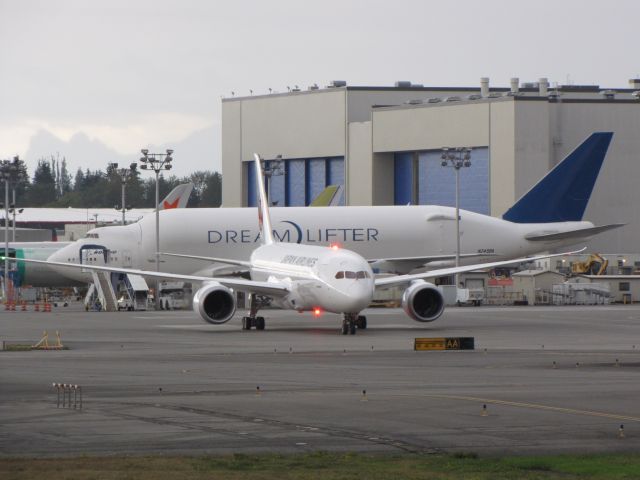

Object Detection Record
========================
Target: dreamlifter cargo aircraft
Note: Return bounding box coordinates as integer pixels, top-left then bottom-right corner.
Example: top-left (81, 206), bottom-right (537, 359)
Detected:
top-left (44, 132), bottom-right (621, 283)
top-left (8, 153), bottom-right (585, 334)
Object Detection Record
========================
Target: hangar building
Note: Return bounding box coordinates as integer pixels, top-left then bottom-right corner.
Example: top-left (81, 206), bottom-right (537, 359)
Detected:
top-left (221, 78), bottom-right (640, 252)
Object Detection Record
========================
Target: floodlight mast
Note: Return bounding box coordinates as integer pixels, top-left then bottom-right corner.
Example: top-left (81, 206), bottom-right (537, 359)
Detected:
top-left (110, 162), bottom-right (137, 225)
top-left (0, 156), bottom-right (23, 301)
top-left (441, 147), bottom-right (472, 290)
top-left (139, 149), bottom-right (173, 310)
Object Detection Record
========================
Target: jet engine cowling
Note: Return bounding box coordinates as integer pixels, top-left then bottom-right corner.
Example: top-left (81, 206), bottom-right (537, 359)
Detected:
top-left (401, 280), bottom-right (445, 322)
top-left (193, 282), bottom-right (236, 324)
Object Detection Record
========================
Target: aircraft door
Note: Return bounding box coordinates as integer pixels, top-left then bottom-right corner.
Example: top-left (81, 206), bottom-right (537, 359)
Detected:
top-left (121, 249), bottom-right (133, 268)
top-left (79, 244), bottom-right (109, 272)
top-left (437, 218), bottom-right (457, 255)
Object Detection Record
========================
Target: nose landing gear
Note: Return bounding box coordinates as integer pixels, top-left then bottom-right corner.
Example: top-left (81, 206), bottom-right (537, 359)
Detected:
top-left (341, 314), bottom-right (367, 335)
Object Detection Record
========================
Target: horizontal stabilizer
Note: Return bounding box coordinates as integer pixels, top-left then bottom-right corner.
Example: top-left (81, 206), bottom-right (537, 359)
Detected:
top-left (503, 132), bottom-right (613, 223)
top-left (525, 223), bottom-right (625, 242)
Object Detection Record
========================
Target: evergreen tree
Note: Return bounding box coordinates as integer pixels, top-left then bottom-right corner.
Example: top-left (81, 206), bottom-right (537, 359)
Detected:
top-left (59, 158), bottom-right (72, 194)
top-left (25, 159), bottom-right (57, 205)
top-left (200, 172), bottom-right (222, 207)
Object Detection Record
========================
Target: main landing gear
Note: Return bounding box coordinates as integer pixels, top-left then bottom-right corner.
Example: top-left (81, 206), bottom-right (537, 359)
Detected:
top-left (242, 294), bottom-right (268, 331)
top-left (341, 314), bottom-right (367, 335)
top-left (242, 316), bottom-right (265, 330)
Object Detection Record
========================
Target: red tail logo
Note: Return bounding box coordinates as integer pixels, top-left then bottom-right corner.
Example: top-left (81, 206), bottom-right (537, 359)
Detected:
top-left (163, 198), bottom-right (180, 209)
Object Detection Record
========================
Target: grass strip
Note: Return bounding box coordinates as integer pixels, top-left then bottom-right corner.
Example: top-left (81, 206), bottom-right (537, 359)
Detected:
top-left (2, 452), bottom-right (640, 480)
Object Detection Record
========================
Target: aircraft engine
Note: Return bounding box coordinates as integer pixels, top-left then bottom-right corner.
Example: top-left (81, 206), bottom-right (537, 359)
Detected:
top-left (193, 282), bottom-right (236, 324)
top-left (401, 280), bottom-right (445, 322)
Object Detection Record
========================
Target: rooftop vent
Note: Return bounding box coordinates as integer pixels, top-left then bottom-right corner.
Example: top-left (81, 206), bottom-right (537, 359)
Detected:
top-left (487, 92), bottom-right (502, 98)
top-left (480, 77), bottom-right (490, 97)
top-left (395, 81), bottom-right (412, 88)
top-left (427, 97), bottom-right (442, 103)
top-left (328, 80), bottom-right (347, 88)
top-left (405, 99), bottom-right (424, 105)
top-left (466, 94), bottom-right (482, 100)
top-left (308, 83), bottom-right (319, 91)
top-left (444, 96), bottom-right (461, 102)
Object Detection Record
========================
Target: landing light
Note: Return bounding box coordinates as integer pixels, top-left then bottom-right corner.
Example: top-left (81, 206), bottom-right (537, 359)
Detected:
top-left (313, 308), bottom-right (322, 317)
top-left (330, 244), bottom-right (340, 250)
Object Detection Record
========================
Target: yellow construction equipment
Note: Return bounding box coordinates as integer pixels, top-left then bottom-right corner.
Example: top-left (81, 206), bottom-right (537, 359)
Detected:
top-left (31, 330), bottom-right (65, 350)
top-left (571, 253), bottom-right (608, 276)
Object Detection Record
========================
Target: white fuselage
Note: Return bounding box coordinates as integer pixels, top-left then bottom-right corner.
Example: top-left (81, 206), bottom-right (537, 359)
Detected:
top-left (5, 242), bottom-right (76, 287)
top-left (249, 242), bottom-right (374, 313)
top-left (47, 205), bottom-right (595, 283)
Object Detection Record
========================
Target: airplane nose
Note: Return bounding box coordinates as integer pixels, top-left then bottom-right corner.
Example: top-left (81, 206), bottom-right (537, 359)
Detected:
top-left (339, 281), bottom-right (373, 312)
top-left (47, 245), bottom-right (85, 281)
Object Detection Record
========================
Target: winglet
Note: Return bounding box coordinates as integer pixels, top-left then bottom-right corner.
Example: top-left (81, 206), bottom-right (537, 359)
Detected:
top-left (253, 154), bottom-right (274, 245)
top-left (158, 183), bottom-right (194, 210)
top-left (503, 132), bottom-right (613, 223)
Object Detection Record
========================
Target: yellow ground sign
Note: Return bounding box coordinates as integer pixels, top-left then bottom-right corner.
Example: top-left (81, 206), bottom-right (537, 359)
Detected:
top-left (414, 337), bottom-right (474, 351)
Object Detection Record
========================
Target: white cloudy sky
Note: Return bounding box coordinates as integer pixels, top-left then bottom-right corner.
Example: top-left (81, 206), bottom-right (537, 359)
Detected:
top-left (0, 0), bottom-right (638, 177)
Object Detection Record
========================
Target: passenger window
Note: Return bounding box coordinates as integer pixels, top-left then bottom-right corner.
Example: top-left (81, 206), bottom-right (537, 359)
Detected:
top-left (345, 271), bottom-right (356, 279)
top-left (335, 271), bottom-right (344, 279)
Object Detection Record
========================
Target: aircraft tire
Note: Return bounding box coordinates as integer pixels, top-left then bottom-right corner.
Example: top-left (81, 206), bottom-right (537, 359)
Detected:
top-left (349, 323), bottom-right (356, 335)
top-left (357, 316), bottom-right (367, 329)
top-left (341, 323), bottom-right (349, 335)
top-left (256, 317), bottom-right (265, 330)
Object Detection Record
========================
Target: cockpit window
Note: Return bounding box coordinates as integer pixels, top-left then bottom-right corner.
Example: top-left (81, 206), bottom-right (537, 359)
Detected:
top-left (336, 270), bottom-right (371, 280)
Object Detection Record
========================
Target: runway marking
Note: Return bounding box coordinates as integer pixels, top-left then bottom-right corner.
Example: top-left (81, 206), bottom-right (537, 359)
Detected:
top-left (406, 394), bottom-right (640, 423)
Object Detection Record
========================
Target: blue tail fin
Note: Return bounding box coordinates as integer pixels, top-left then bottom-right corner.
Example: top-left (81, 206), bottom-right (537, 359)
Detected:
top-left (502, 132), bottom-right (613, 223)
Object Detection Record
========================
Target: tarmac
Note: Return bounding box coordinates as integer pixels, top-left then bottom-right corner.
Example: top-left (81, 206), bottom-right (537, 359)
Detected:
top-left (2, 303), bottom-right (640, 457)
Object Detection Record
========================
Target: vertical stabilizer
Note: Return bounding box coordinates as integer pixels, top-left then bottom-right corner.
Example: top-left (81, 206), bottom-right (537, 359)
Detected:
top-left (253, 154), bottom-right (275, 245)
top-left (158, 183), bottom-right (194, 210)
top-left (502, 132), bottom-right (613, 223)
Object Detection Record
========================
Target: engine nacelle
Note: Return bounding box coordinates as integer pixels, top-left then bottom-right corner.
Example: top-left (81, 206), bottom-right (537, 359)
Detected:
top-left (193, 282), bottom-right (236, 324)
top-left (401, 280), bottom-right (445, 322)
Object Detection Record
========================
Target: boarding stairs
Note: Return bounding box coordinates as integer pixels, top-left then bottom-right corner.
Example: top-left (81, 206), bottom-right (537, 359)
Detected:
top-left (122, 274), bottom-right (149, 310)
top-left (91, 271), bottom-right (118, 312)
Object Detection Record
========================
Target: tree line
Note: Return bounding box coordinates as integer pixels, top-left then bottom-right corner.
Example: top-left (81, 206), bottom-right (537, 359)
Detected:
top-left (10, 156), bottom-right (222, 208)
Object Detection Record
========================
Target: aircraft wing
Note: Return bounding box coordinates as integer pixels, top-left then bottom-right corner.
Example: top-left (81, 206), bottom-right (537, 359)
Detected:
top-left (524, 223), bottom-right (625, 242)
top-left (369, 253), bottom-right (496, 263)
top-left (374, 248), bottom-right (585, 288)
top-left (368, 253), bottom-right (497, 273)
top-left (4, 257), bottom-right (289, 298)
top-left (160, 252), bottom-right (252, 268)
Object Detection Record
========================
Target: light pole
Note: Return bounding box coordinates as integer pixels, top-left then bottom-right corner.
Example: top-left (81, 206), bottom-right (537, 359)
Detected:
top-left (10, 207), bottom-right (24, 242)
top-left (139, 148), bottom-right (173, 310)
top-left (263, 155), bottom-right (283, 206)
top-left (0, 156), bottom-right (21, 301)
top-left (110, 162), bottom-right (137, 225)
top-left (441, 147), bottom-right (472, 290)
